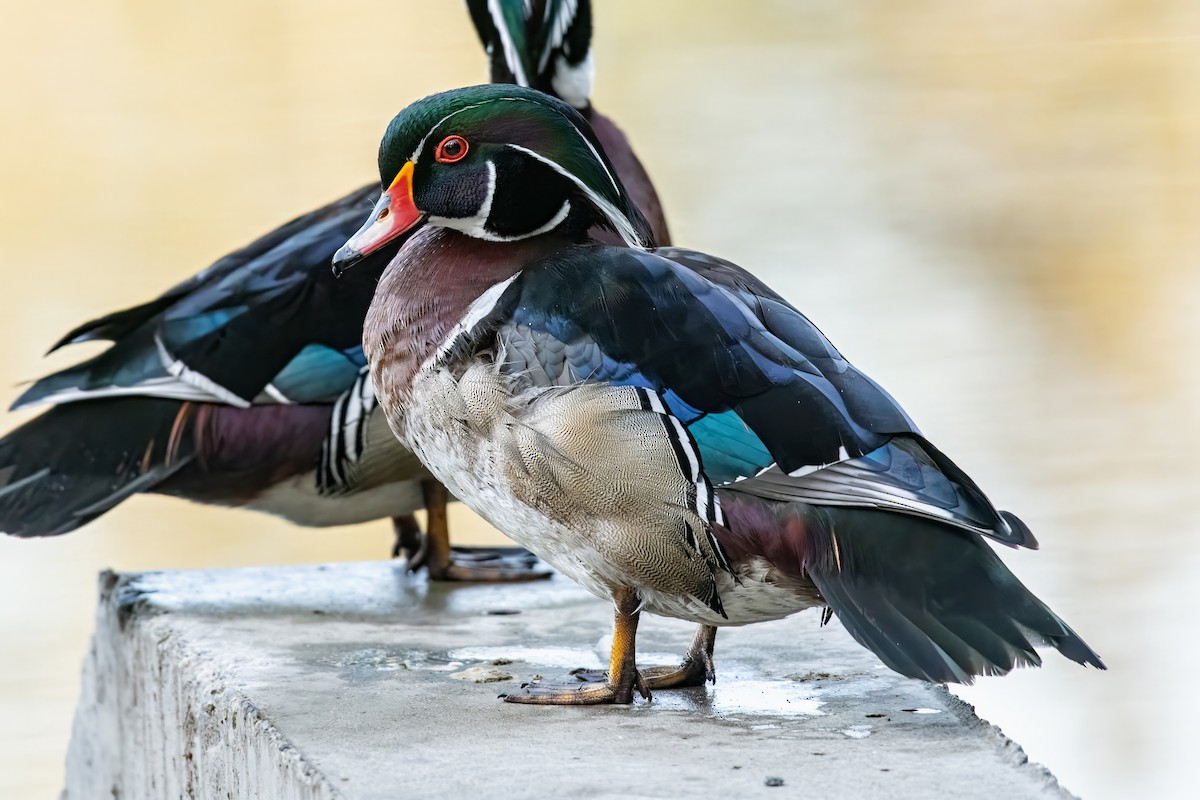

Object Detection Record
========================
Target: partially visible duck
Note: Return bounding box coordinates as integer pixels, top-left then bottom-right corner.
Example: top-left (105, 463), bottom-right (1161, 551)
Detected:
top-left (0, 1), bottom-right (668, 581)
top-left (335, 84), bottom-right (1104, 702)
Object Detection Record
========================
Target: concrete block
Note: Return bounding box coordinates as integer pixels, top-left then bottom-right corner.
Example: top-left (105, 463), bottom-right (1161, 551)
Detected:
top-left (64, 562), bottom-right (1073, 799)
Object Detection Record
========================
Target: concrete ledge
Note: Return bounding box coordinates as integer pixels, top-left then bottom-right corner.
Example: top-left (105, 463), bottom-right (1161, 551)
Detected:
top-left (65, 562), bottom-right (1073, 799)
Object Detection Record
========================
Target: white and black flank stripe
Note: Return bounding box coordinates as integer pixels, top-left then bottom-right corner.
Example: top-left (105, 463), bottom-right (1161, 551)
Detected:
top-left (317, 368), bottom-right (377, 495)
top-left (636, 388), bottom-right (734, 579)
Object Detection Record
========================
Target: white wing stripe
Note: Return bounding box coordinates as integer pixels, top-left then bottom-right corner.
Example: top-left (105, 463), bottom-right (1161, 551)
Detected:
top-left (488, 0), bottom-right (529, 86)
top-left (154, 334), bottom-right (250, 408)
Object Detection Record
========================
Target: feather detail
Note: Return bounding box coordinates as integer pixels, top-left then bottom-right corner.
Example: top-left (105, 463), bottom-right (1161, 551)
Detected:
top-left (318, 368), bottom-right (383, 495)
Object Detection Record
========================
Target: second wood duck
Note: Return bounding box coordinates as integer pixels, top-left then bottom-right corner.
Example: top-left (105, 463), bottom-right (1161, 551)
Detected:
top-left (335, 84), bottom-right (1105, 702)
top-left (0, 0), bottom-right (666, 580)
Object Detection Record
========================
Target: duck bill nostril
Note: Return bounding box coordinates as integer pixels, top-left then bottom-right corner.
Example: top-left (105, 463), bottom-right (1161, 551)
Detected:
top-left (332, 161), bottom-right (421, 276)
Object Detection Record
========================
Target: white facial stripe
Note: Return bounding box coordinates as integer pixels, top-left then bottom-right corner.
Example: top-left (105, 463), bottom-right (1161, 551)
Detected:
top-left (506, 143), bottom-right (644, 249)
top-left (571, 113), bottom-right (619, 194)
top-left (409, 102), bottom-right (488, 164)
top-left (479, 96), bottom-right (618, 193)
top-left (488, 0), bottom-right (529, 86)
top-left (429, 157), bottom-right (573, 242)
top-left (518, 199), bottom-right (572, 238)
top-left (407, 96), bottom-right (629, 243)
top-left (410, 94), bottom-right (617, 196)
top-left (429, 159), bottom-right (497, 238)
top-left (431, 200), bottom-right (571, 242)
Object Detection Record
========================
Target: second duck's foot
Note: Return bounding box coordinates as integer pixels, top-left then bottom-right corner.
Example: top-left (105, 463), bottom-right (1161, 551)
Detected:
top-left (416, 481), bottom-right (551, 582)
top-left (433, 547), bottom-right (552, 582)
top-left (390, 514), bottom-right (424, 561)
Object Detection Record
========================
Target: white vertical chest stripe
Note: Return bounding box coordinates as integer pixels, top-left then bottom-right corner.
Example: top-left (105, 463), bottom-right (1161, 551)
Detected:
top-left (430, 273), bottom-right (523, 366)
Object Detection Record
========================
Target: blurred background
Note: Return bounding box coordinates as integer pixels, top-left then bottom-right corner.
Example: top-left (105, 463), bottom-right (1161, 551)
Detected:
top-left (1, 0), bottom-right (1196, 796)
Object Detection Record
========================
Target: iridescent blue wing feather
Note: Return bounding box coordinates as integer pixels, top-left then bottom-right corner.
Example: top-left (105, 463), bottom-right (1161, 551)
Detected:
top-left (488, 245), bottom-right (1033, 548)
top-left (497, 245), bottom-right (913, 466)
top-left (14, 184), bottom-right (387, 410)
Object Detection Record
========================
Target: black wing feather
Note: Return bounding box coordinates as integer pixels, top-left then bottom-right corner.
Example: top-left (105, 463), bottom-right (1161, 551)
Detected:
top-left (502, 245), bottom-right (916, 470)
top-left (495, 244), bottom-right (1033, 549)
top-left (17, 183), bottom-right (390, 409)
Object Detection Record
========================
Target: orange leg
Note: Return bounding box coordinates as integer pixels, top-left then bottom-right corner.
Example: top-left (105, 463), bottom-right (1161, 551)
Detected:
top-left (503, 588), bottom-right (651, 705)
top-left (573, 624), bottom-right (718, 689)
top-left (395, 481), bottom-right (551, 582)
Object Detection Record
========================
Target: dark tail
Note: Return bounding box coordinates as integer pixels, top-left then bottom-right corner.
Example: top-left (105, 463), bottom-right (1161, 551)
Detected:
top-left (807, 507), bottom-right (1105, 683)
top-left (0, 398), bottom-right (197, 537)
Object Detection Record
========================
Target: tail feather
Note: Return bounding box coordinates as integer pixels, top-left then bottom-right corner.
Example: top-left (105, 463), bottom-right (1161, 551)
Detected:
top-left (807, 507), bottom-right (1104, 683)
top-left (46, 294), bottom-right (178, 353)
top-left (0, 399), bottom-right (196, 537)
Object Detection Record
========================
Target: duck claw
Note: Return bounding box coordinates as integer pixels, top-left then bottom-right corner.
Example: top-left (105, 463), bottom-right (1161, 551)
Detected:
top-left (435, 548), bottom-right (553, 582)
top-left (570, 660), bottom-right (713, 689)
top-left (502, 677), bottom-right (644, 705)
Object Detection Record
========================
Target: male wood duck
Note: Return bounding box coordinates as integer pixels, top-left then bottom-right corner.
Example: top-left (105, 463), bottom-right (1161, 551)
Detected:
top-left (0, 0), bottom-right (667, 580)
top-left (334, 84), bottom-right (1105, 703)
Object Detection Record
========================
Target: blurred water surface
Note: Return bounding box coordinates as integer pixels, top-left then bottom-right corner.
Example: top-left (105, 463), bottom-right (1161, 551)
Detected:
top-left (1, 1), bottom-right (1196, 797)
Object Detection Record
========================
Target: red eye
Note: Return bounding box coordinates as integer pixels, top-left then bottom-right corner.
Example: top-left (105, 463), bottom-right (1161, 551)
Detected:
top-left (435, 135), bottom-right (469, 163)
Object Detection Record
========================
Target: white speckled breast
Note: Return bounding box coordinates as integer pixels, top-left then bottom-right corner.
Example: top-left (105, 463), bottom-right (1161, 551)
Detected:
top-left (389, 362), bottom-right (819, 626)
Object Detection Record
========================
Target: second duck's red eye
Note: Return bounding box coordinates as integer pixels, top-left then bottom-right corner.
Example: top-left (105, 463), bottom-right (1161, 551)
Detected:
top-left (435, 135), bottom-right (469, 163)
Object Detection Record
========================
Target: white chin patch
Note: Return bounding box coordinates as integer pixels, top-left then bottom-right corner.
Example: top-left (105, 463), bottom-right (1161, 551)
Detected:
top-left (552, 51), bottom-right (594, 110)
top-left (436, 199), bottom-right (571, 243)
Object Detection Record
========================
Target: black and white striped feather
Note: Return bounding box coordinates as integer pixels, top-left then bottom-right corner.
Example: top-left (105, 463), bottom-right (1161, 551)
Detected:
top-left (318, 368), bottom-right (378, 495)
top-left (635, 387), bottom-right (735, 586)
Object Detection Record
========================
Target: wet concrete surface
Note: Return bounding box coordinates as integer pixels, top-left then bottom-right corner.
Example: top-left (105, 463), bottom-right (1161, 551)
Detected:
top-left (66, 561), bottom-right (1074, 799)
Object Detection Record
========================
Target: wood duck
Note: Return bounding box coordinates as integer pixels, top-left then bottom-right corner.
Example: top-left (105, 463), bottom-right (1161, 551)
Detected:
top-left (0, 0), bottom-right (668, 581)
top-left (335, 84), bottom-right (1105, 703)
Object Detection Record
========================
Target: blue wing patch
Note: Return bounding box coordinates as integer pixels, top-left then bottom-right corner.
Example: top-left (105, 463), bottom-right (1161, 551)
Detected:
top-left (686, 410), bottom-right (773, 484)
top-left (267, 345), bottom-right (364, 404)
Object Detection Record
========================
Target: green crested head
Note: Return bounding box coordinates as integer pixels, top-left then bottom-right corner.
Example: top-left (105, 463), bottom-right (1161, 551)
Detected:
top-left (333, 84), bottom-right (652, 274)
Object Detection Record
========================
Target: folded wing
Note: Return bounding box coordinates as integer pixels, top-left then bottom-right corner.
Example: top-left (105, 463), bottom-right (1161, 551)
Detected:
top-left (15, 183), bottom-right (388, 410)
top-left (485, 244), bottom-right (1034, 549)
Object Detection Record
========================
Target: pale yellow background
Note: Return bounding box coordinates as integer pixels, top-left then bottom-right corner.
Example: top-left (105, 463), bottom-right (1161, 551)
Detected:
top-left (1, 2), bottom-right (1197, 797)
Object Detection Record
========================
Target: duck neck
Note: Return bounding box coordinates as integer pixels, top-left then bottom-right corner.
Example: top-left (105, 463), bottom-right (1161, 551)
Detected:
top-left (364, 226), bottom-right (568, 399)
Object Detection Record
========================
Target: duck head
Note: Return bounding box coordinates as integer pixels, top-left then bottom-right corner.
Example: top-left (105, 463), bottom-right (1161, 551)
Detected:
top-left (332, 84), bottom-right (652, 276)
top-left (466, 0), bottom-right (595, 110)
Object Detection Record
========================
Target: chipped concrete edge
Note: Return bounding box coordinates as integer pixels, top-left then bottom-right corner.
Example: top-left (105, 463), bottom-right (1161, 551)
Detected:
top-left (63, 571), bottom-right (345, 800)
top-left (932, 685), bottom-right (1078, 800)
